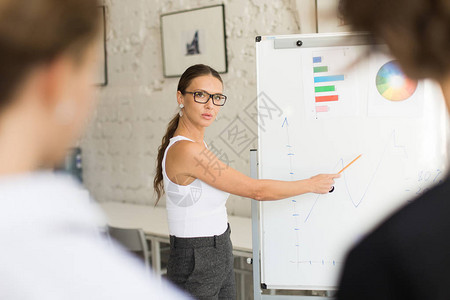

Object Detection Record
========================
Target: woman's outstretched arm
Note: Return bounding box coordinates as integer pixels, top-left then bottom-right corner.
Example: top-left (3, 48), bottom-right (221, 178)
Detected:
top-left (166, 141), bottom-right (340, 201)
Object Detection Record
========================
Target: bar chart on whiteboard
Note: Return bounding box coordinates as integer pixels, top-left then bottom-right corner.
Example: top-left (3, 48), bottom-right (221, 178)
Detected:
top-left (303, 47), bottom-right (360, 119)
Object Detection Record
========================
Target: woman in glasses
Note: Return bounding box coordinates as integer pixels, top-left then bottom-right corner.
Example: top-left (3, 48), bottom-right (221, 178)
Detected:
top-left (154, 64), bottom-right (340, 299)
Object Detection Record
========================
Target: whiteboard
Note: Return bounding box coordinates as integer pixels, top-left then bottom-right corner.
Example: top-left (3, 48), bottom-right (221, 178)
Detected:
top-left (256, 33), bottom-right (449, 290)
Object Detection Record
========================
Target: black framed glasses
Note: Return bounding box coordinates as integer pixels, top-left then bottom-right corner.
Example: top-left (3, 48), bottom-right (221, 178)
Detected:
top-left (184, 91), bottom-right (227, 106)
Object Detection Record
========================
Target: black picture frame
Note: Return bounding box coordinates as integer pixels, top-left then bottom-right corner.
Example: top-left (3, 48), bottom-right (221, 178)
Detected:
top-left (95, 5), bottom-right (108, 86)
top-left (160, 4), bottom-right (228, 78)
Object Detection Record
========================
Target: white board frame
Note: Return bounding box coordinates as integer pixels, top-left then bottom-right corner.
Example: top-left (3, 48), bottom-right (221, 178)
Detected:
top-left (254, 32), bottom-right (449, 292)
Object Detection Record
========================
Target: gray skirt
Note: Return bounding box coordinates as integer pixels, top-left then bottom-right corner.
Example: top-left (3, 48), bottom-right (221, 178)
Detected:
top-left (167, 224), bottom-right (236, 300)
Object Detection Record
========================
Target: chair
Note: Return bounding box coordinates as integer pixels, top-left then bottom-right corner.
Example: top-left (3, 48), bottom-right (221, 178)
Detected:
top-left (107, 226), bottom-right (150, 270)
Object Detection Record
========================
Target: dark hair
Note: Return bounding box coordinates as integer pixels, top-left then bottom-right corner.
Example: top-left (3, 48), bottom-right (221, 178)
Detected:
top-left (0, 0), bottom-right (100, 110)
top-left (340, 0), bottom-right (450, 80)
top-left (153, 64), bottom-right (222, 204)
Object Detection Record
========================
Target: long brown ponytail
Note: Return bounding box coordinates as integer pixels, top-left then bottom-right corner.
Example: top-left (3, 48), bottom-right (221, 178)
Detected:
top-left (153, 64), bottom-right (223, 204)
top-left (153, 113), bottom-right (179, 204)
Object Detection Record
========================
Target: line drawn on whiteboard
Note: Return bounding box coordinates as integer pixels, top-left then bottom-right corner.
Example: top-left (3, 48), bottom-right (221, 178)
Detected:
top-left (304, 130), bottom-right (408, 223)
top-left (282, 117), bottom-right (302, 268)
top-left (289, 130), bottom-right (409, 268)
top-left (282, 117), bottom-right (295, 174)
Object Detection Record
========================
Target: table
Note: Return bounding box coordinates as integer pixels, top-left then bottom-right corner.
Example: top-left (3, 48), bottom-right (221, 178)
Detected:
top-left (98, 202), bottom-right (253, 275)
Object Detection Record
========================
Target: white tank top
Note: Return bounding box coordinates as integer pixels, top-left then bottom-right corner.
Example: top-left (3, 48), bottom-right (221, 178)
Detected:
top-left (162, 135), bottom-right (229, 237)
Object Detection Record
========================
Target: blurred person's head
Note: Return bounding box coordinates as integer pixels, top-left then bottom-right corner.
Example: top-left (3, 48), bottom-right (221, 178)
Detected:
top-left (339, 0), bottom-right (450, 81)
top-left (0, 0), bottom-right (101, 174)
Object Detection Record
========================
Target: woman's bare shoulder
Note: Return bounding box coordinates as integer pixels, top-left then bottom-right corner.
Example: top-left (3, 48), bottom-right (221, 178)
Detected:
top-left (166, 140), bottom-right (205, 163)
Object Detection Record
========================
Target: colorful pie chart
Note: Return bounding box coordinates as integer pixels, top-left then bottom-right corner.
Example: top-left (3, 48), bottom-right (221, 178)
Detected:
top-left (376, 61), bottom-right (418, 101)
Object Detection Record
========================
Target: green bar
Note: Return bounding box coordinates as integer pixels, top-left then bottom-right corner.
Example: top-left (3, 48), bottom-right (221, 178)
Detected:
top-left (314, 66), bottom-right (328, 73)
top-left (315, 85), bottom-right (335, 93)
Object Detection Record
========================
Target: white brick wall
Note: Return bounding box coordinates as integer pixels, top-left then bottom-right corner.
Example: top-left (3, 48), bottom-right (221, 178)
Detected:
top-left (81, 0), bottom-right (314, 217)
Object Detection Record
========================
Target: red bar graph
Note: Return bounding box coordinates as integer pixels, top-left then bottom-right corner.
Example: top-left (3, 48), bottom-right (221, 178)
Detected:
top-left (315, 95), bottom-right (339, 103)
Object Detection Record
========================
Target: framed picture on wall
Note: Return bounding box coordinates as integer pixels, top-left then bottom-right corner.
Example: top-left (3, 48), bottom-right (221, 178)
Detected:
top-left (316, 0), bottom-right (352, 33)
top-left (94, 5), bottom-right (108, 86)
top-left (160, 4), bottom-right (228, 77)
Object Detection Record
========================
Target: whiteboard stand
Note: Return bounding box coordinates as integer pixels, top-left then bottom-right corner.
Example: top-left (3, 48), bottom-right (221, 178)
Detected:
top-left (250, 149), bottom-right (334, 300)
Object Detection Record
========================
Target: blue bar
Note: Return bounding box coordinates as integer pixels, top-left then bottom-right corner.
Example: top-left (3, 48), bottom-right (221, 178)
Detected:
top-left (314, 75), bottom-right (345, 83)
top-left (313, 56), bottom-right (322, 63)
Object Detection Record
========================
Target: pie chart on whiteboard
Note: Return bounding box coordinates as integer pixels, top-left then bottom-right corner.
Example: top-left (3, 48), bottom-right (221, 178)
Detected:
top-left (376, 60), bottom-right (418, 101)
